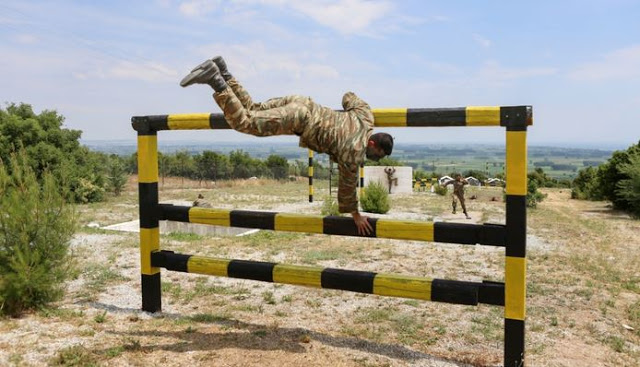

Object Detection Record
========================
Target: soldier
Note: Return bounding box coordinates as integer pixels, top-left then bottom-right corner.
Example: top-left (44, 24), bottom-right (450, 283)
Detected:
top-left (180, 56), bottom-right (393, 235)
top-left (442, 174), bottom-right (471, 219)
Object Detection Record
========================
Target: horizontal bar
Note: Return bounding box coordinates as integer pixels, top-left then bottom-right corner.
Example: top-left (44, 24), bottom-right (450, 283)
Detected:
top-left (131, 106), bottom-right (532, 132)
top-left (158, 204), bottom-right (505, 246)
top-left (151, 250), bottom-right (505, 306)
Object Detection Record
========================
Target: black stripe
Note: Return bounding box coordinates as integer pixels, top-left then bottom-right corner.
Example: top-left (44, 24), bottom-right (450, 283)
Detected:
top-left (152, 250), bottom-right (192, 272)
top-left (158, 204), bottom-right (190, 222)
top-left (323, 216), bottom-right (378, 237)
top-left (309, 177), bottom-right (313, 185)
top-left (309, 195), bottom-right (313, 203)
top-left (433, 222), bottom-right (505, 246)
top-left (506, 195), bottom-right (526, 257)
top-left (504, 318), bottom-right (525, 367)
top-left (406, 108), bottom-right (465, 126)
top-left (141, 273), bottom-right (161, 312)
top-left (228, 260), bottom-right (275, 282)
top-left (131, 115), bottom-right (169, 133)
top-left (321, 268), bottom-right (375, 293)
top-left (139, 182), bottom-right (159, 228)
top-left (230, 210), bottom-right (276, 230)
top-left (500, 106), bottom-right (529, 129)
top-left (209, 113), bottom-right (231, 129)
top-left (430, 279), bottom-right (478, 305)
top-left (478, 280), bottom-right (505, 306)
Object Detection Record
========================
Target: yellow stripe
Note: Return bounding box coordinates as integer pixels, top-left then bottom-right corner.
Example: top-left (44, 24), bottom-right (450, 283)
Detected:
top-left (466, 106), bottom-right (501, 126)
top-left (273, 264), bottom-right (323, 288)
top-left (309, 186), bottom-right (314, 195)
top-left (137, 135), bottom-right (158, 183)
top-left (140, 228), bottom-right (159, 275)
top-left (506, 131), bottom-right (527, 195)
top-left (376, 220), bottom-right (434, 241)
top-left (309, 166), bottom-right (314, 176)
top-left (373, 108), bottom-right (407, 127)
top-left (308, 150), bottom-right (314, 158)
top-left (167, 113), bottom-right (211, 130)
top-left (373, 273), bottom-right (432, 300)
top-left (274, 213), bottom-right (323, 234)
top-left (189, 207), bottom-right (231, 226)
top-left (505, 256), bottom-right (526, 320)
top-left (187, 256), bottom-right (229, 276)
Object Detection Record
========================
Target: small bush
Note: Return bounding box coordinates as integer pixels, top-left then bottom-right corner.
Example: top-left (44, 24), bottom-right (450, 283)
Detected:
top-left (526, 178), bottom-right (547, 208)
top-left (434, 184), bottom-right (448, 196)
top-left (321, 195), bottom-right (341, 216)
top-left (0, 150), bottom-right (76, 317)
top-left (361, 181), bottom-right (390, 214)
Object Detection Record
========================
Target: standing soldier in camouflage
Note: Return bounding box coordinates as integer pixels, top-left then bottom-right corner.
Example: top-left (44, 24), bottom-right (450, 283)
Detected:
top-left (180, 56), bottom-right (394, 235)
top-left (442, 174), bottom-right (471, 219)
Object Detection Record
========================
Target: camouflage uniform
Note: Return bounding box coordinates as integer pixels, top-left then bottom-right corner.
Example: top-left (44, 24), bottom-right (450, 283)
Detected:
top-left (443, 179), bottom-right (469, 214)
top-left (213, 78), bottom-right (374, 213)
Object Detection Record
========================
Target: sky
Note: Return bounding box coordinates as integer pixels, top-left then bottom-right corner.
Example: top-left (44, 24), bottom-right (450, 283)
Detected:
top-left (1, 0), bottom-right (639, 148)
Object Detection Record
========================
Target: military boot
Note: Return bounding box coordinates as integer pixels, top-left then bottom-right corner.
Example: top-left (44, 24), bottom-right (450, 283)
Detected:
top-left (212, 56), bottom-right (233, 81)
top-left (180, 60), bottom-right (227, 92)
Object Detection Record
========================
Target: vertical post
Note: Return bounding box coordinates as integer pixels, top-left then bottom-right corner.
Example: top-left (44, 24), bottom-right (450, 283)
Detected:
top-left (329, 160), bottom-right (333, 196)
top-left (359, 164), bottom-right (365, 198)
top-left (308, 149), bottom-right (313, 202)
top-left (138, 132), bottom-right (161, 312)
top-left (505, 126), bottom-right (527, 366)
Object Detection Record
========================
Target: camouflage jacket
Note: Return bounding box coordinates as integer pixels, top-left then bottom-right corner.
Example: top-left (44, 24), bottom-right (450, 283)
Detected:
top-left (298, 92), bottom-right (374, 213)
top-left (443, 179), bottom-right (468, 196)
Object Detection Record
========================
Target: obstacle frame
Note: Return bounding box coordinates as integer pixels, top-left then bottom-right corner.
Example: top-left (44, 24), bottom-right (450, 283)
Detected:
top-left (132, 106), bottom-right (531, 366)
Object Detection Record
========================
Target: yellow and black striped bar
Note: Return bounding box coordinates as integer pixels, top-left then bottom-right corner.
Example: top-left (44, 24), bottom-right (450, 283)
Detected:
top-left (130, 106), bottom-right (532, 132)
top-left (158, 204), bottom-right (506, 246)
top-left (151, 250), bottom-right (505, 306)
top-left (308, 150), bottom-right (313, 202)
top-left (504, 123), bottom-right (528, 366)
top-left (137, 131), bottom-right (162, 312)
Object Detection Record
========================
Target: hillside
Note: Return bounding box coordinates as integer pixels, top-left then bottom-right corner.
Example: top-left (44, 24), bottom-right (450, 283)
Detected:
top-left (0, 177), bottom-right (638, 366)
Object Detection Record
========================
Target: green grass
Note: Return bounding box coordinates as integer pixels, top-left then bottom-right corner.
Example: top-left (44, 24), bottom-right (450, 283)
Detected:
top-left (50, 345), bottom-right (98, 367)
top-left (165, 231), bottom-right (203, 241)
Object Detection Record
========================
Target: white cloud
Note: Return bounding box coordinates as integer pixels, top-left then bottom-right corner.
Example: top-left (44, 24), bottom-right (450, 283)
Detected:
top-left (13, 34), bottom-right (38, 44)
top-left (477, 61), bottom-right (557, 82)
top-left (288, 0), bottom-right (394, 35)
top-left (178, 0), bottom-right (221, 17)
top-left (107, 61), bottom-right (180, 82)
top-left (569, 45), bottom-right (640, 81)
top-left (472, 33), bottom-right (491, 48)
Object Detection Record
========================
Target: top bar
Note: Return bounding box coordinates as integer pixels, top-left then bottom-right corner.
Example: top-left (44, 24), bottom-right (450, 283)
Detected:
top-left (131, 106), bottom-right (532, 133)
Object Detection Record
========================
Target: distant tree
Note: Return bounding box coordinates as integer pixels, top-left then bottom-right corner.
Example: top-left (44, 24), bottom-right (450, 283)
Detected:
top-left (107, 155), bottom-right (128, 196)
top-left (365, 156), bottom-right (403, 166)
top-left (597, 141), bottom-right (640, 211)
top-left (265, 154), bottom-right (289, 180)
top-left (462, 169), bottom-right (487, 182)
top-left (615, 152), bottom-right (640, 217)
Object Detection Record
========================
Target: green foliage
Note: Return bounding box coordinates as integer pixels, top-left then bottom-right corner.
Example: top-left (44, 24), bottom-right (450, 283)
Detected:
top-left (365, 156), bottom-right (404, 166)
top-left (615, 153), bottom-right (640, 217)
top-left (106, 155), bottom-right (128, 196)
top-left (360, 181), bottom-right (390, 214)
top-left (0, 103), bottom-right (107, 203)
top-left (462, 169), bottom-right (488, 182)
top-left (434, 184), bottom-right (448, 196)
top-left (320, 195), bottom-right (341, 216)
top-left (526, 178), bottom-right (547, 208)
top-left (0, 150), bottom-right (76, 316)
top-left (597, 141), bottom-right (640, 210)
top-left (572, 166), bottom-right (601, 200)
top-left (265, 154), bottom-right (289, 179)
top-left (528, 167), bottom-right (569, 188)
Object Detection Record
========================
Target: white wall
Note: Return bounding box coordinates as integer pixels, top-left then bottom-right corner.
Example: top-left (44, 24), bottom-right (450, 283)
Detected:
top-left (363, 166), bottom-right (413, 194)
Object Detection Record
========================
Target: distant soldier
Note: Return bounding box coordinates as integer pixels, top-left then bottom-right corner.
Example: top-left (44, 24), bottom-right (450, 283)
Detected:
top-left (180, 56), bottom-right (394, 235)
top-left (443, 174), bottom-right (471, 219)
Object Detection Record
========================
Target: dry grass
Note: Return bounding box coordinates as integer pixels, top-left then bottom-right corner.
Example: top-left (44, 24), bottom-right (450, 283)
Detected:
top-left (1, 178), bottom-right (639, 367)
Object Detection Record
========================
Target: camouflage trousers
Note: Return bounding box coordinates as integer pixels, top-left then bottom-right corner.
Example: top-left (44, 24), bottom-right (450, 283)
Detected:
top-left (213, 78), bottom-right (313, 137)
top-left (452, 192), bottom-right (467, 214)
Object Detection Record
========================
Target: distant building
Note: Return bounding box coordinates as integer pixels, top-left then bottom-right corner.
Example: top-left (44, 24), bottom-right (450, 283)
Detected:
top-left (486, 178), bottom-right (505, 186)
top-left (438, 175), bottom-right (453, 186)
top-left (466, 176), bottom-right (481, 186)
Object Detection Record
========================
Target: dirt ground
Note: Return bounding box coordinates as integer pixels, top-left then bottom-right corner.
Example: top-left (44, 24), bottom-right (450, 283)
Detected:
top-left (0, 178), bottom-right (638, 366)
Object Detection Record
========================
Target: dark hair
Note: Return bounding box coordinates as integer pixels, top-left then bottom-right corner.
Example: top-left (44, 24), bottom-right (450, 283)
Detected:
top-left (371, 132), bottom-right (393, 156)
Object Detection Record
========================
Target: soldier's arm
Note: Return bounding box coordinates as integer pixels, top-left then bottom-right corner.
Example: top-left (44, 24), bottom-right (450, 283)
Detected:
top-left (338, 162), bottom-right (372, 235)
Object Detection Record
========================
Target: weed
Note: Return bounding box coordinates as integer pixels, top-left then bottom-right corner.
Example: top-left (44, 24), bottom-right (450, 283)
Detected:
top-left (94, 310), bottom-right (107, 323)
top-left (105, 346), bottom-right (124, 358)
top-left (166, 232), bottom-right (203, 241)
top-left (281, 295), bottom-right (293, 303)
top-left (189, 313), bottom-right (230, 323)
top-left (262, 291), bottom-right (276, 305)
top-left (124, 339), bottom-right (142, 352)
top-left (50, 345), bottom-right (98, 366)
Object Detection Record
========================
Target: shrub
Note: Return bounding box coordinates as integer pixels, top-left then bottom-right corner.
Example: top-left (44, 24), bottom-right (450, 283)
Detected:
top-left (526, 178), bottom-right (547, 208)
top-left (434, 184), bottom-right (448, 196)
top-left (360, 181), bottom-right (390, 214)
top-left (615, 153), bottom-right (640, 217)
top-left (320, 195), bottom-right (341, 216)
top-left (0, 150), bottom-right (76, 316)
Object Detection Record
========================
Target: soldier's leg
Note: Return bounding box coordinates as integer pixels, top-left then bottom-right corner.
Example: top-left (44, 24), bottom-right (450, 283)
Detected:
top-left (451, 194), bottom-right (457, 214)
top-left (458, 194), bottom-right (470, 218)
top-left (227, 78), bottom-right (312, 111)
top-left (213, 88), bottom-right (309, 137)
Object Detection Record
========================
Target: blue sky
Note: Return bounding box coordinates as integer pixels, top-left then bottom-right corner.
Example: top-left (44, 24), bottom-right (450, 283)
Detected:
top-left (1, 0), bottom-right (639, 148)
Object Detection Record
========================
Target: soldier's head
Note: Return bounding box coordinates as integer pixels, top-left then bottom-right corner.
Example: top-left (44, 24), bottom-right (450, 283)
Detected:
top-left (366, 133), bottom-right (393, 161)
top-left (455, 174), bottom-right (462, 181)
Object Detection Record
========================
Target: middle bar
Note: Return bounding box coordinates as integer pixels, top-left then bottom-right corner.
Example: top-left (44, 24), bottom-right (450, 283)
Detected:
top-left (159, 204), bottom-right (505, 246)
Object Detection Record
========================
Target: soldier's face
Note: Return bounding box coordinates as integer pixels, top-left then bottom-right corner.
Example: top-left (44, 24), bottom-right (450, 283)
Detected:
top-left (366, 146), bottom-right (385, 161)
